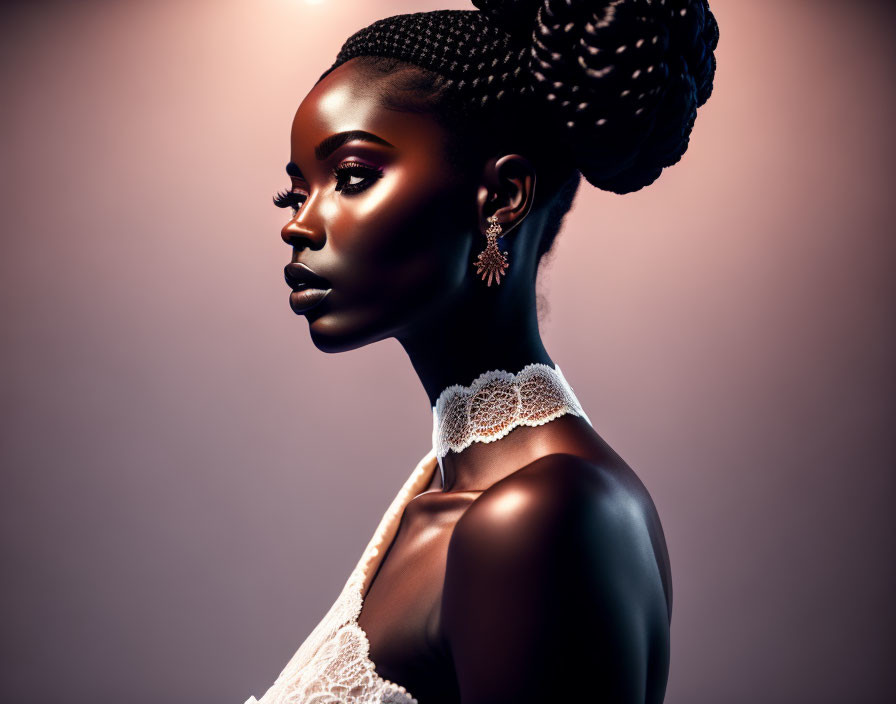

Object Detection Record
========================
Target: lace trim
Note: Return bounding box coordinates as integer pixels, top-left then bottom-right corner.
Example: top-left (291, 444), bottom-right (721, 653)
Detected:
top-left (431, 362), bottom-right (592, 463)
top-left (244, 450), bottom-right (438, 704)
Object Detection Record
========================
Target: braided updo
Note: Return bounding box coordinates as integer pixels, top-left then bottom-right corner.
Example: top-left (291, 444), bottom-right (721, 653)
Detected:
top-left (315, 0), bottom-right (718, 261)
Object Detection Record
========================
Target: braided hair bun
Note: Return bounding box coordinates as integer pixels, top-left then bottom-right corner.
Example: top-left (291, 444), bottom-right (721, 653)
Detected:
top-left (473, 0), bottom-right (718, 193)
top-left (321, 0), bottom-right (719, 195)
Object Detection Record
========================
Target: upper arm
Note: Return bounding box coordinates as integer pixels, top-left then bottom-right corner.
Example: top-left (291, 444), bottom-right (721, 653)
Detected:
top-left (441, 454), bottom-right (669, 704)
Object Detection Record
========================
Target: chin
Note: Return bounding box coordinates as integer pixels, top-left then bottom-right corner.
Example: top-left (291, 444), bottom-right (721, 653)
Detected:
top-left (304, 310), bottom-right (395, 354)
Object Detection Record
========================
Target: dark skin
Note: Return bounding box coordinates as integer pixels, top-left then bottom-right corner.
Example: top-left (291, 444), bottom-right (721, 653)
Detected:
top-left (278, 57), bottom-right (671, 703)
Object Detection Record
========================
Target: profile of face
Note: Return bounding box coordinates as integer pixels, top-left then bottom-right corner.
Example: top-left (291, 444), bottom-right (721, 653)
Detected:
top-left (279, 58), bottom-right (491, 354)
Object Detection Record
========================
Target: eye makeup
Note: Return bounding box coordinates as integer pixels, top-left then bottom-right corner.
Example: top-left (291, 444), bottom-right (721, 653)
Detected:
top-left (273, 160), bottom-right (385, 214)
top-left (273, 189), bottom-right (308, 215)
top-left (332, 161), bottom-right (384, 195)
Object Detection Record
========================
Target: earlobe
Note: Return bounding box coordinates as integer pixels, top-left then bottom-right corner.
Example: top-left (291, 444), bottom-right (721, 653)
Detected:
top-left (471, 154), bottom-right (536, 286)
top-left (477, 153), bottom-right (536, 233)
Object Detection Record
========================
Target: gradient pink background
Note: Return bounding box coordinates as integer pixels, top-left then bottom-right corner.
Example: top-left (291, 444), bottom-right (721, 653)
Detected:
top-left (2, 1), bottom-right (894, 702)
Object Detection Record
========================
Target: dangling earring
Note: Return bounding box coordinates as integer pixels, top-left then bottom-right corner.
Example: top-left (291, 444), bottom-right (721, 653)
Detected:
top-left (474, 215), bottom-right (509, 287)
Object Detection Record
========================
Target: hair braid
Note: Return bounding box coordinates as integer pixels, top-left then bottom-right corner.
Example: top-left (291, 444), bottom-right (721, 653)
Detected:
top-left (316, 0), bottom-right (719, 259)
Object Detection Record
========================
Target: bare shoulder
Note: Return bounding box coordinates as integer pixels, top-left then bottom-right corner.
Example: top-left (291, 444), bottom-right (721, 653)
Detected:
top-left (441, 453), bottom-right (671, 701)
top-left (451, 452), bottom-right (658, 562)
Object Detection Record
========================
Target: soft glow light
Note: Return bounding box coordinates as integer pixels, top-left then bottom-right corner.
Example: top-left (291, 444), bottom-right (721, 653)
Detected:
top-left (304, 0), bottom-right (325, 5)
top-left (489, 490), bottom-right (529, 521)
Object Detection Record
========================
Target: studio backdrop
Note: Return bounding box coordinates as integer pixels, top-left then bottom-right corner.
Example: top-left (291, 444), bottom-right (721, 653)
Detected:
top-left (1, 1), bottom-right (894, 703)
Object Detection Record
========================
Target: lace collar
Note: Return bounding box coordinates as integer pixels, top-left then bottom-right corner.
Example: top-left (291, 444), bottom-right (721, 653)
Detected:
top-left (430, 362), bottom-right (592, 484)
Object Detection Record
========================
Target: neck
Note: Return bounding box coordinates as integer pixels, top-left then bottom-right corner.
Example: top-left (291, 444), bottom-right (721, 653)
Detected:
top-left (397, 288), bottom-right (596, 492)
top-left (397, 286), bottom-right (551, 408)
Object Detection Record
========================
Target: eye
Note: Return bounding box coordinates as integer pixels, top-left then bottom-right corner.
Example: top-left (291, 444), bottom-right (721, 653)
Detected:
top-left (333, 161), bottom-right (384, 195)
top-left (273, 188), bottom-right (308, 216)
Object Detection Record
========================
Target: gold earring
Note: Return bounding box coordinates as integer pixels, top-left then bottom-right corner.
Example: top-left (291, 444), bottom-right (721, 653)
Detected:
top-left (474, 215), bottom-right (509, 287)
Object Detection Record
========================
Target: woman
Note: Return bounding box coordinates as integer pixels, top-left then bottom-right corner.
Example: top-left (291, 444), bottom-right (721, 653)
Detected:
top-left (247, 1), bottom-right (718, 702)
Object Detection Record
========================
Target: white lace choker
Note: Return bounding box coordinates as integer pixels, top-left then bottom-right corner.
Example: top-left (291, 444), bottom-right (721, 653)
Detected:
top-left (431, 362), bottom-right (592, 482)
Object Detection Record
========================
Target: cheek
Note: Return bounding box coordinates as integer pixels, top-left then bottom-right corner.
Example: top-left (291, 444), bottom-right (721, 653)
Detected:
top-left (332, 165), bottom-right (471, 299)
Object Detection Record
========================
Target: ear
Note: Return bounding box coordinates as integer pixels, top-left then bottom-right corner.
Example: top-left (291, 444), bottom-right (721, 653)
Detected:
top-left (476, 154), bottom-right (536, 238)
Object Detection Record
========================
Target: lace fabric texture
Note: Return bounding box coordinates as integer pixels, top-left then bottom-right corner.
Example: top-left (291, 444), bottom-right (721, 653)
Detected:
top-left (432, 362), bottom-right (592, 461)
top-left (243, 449), bottom-right (439, 704)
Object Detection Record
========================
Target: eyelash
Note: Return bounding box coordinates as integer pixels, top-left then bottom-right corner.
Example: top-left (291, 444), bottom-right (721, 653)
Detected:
top-left (272, 162), bottom-right (384, 215)
top-left (333, 161), bottom-right (384, 194)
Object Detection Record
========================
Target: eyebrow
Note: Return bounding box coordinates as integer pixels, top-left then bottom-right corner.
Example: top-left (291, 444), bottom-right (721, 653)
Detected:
top-left (286, 130), bottom-right (396, 178)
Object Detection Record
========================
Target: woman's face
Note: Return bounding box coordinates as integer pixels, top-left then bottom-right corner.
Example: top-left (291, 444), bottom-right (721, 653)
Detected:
top-left (278, 59), bottom-right (478, 352)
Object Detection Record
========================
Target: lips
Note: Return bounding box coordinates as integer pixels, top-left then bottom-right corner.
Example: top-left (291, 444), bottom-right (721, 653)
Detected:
top-left (284, 262), bottom-right (332, 315)
top-left (284, 262), bottom-right (330, 291)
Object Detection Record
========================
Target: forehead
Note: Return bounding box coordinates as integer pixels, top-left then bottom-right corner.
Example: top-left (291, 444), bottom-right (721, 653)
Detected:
top-left (290, 59), bottom-right (448, 158)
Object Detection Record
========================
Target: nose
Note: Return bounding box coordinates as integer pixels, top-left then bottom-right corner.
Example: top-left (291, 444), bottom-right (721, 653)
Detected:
top-left (281, 218), bottom-right (322, 249)
top-left (280, 195), bottom-right (325, 250)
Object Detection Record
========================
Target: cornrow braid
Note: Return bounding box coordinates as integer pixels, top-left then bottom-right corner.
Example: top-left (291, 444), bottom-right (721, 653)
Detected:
top-left (316, 0), bottom-right (719, 263)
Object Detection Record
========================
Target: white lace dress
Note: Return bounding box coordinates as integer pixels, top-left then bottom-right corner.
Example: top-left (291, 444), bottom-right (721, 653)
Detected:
top-left (243, 449), bottom-right (439, 704)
